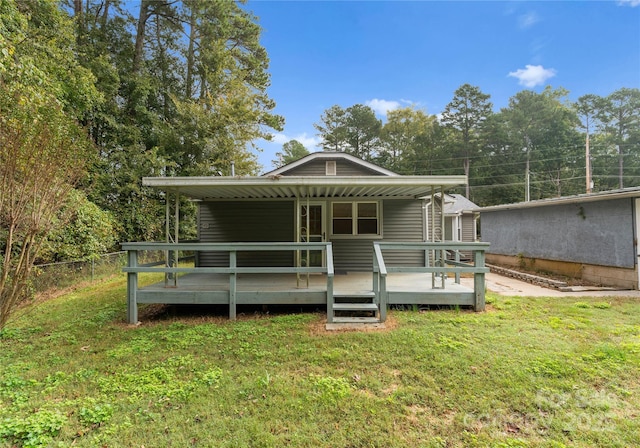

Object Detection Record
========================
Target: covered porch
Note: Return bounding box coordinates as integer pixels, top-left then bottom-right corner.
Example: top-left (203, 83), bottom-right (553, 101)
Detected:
top-left (123, 171), bottom-right (489, 325)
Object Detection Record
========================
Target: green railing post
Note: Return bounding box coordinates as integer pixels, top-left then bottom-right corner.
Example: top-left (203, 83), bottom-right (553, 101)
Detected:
top-left (326, 243), bottom-right (334, 323)
top-left (127, 250), bottom-right (138, 324)
top-left (455, 249), bottom-right (461, 284)
top-left (474, 249), bottom-right (486, 312)
top-left (373, 243), bottom-right (388, 323)
top-left (229, 250), bottom-right (237, 320)
top-left (379, 274), bottom-right (387, 322)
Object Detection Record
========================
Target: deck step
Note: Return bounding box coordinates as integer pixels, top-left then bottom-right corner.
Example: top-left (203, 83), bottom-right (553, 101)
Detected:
top-left (333, 303), bottom-right (379, 312)
top-left (332, 316), bottom-right (380, 324)
top-left (333, 291), bottom-right (376, 299)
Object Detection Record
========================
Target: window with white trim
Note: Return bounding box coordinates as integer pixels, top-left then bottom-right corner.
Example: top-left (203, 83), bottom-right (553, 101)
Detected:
top-left (331, 201), bottom-right (380, 236)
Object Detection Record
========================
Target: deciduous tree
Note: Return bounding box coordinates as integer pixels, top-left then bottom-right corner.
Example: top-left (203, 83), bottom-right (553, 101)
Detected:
top-left (273, 140), bottom-right (309, 168)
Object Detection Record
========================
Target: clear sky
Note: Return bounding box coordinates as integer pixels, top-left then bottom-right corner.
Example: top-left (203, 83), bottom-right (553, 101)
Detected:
top-left (243, 0), bottom-right (640, 172)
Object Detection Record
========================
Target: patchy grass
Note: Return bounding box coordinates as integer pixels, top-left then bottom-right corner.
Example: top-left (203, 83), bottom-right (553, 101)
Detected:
top-left (1, 282), bottom-right (639, 447)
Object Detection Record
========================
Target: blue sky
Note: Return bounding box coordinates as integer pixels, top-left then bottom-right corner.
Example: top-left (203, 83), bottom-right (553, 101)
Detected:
top-left (244, 0), bottom-right (640, 172)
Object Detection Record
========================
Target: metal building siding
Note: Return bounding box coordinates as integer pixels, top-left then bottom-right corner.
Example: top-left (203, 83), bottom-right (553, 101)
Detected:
top-left (282, 159), bottom-right (386, 176)
top-left (198, 201), bottom-right (295, 267)
top-left (482, 198), bottom-right (634, 268)
top-left (382, 200), bottom-right (425, 267)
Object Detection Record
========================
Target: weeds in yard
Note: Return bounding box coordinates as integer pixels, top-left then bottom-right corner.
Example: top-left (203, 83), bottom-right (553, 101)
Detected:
top-left (0, 277), bottom-right (639, 447)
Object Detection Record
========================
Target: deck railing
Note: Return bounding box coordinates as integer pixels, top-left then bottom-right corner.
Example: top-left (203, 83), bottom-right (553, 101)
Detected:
top-left (373, 241), bottom-right (490, 312)
top-left (122, 242), bottom-right (334, 324)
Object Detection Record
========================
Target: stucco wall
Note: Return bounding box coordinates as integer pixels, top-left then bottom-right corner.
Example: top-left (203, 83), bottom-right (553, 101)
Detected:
top-left (482, 198), bottom-right (635, 268)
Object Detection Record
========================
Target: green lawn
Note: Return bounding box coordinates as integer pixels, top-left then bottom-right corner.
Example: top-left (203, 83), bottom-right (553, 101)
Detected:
top-left (1, 275), bottom-right (639, 447)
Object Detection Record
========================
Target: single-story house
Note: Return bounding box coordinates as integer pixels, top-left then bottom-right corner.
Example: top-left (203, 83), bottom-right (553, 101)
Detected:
top-left (123, 152), bottom-right (490, 325)
top-left (479, 187), bottom-right (640, 290)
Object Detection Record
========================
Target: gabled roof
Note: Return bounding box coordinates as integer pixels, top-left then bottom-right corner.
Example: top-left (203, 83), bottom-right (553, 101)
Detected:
top-left (263, 151), bottom-right (399, 177)
top-left (479, 186), bottom-right (640, 212)
top-left (444, 194), bottom-right (480, 214)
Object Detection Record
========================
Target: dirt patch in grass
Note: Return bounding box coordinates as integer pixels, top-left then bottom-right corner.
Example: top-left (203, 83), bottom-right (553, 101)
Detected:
top-left (308, 314), bottom-right (399, 335)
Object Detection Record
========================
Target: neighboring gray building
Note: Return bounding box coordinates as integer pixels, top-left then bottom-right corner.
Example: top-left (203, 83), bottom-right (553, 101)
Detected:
top-left (479, 187), bottom-right (640, 289)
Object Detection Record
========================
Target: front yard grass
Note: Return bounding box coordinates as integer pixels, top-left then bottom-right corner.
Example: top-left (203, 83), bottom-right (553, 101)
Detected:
top-left (1, 276), bottom-right (639, 447)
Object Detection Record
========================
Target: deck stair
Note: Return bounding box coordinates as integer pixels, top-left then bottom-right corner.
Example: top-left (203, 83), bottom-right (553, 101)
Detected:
top-left (330, 291), bottom-right (380, 324)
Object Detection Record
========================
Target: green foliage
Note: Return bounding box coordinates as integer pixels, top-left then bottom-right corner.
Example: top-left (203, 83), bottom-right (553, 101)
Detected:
top-left (312, 375), bottom-right (353, 404)
top-left (0, 409), bottom-right (66, 448)
top-left (1, 278), bottom-right (640, 446)
top-left (272, 140), bottom-right (310, 168)
top-left (78, 401), bottom-right (113, 427)
top-left (0, 0), bottom-right (98, 330)
top-left (39, 190), bottom-right (118, 263)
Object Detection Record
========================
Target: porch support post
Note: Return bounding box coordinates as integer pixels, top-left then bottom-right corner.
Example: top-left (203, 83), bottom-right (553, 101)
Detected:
top-left (431, 186), bottom-right (436, 289)
top-left (229, 250), bottom-right (237, 320)
top-left (295, 195), bottom-right (300, 288)
top-left (127, 249), bottom-right (138, 324)
top-left (474, 249), bottom-right (486, 312)
top-left (440, 185), bottom-right (445, 289)
top-left (165, 191), bottom-right (171, 286)
top-left (454, 248), bottom-right (461, 284)
top-left (305, 194), bottom-right (310, 288)
top-left (326, 244), bottom-right (334, 324)
top-left (173, 190), bottom-right (180, 287)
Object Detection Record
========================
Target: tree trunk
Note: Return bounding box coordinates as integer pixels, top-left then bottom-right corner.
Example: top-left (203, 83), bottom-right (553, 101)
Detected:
top-left (185, 5), bottom-right (197, 99)
top-left (133, 0), bottom-right (151, 74)
top-left (463, 157), bottom-right (470, 198)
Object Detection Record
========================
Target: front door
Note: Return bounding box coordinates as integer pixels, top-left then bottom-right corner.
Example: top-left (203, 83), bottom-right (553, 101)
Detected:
top-left (300, 202), bottom-right (325, 267)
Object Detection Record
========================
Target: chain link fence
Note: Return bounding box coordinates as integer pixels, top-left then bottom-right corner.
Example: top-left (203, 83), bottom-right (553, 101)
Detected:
top-left (31, 250), bottom-right (164, 294)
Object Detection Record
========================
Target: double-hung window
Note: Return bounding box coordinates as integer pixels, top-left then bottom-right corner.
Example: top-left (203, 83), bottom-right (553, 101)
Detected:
top-left (332, 201), bottom-right (380, 236)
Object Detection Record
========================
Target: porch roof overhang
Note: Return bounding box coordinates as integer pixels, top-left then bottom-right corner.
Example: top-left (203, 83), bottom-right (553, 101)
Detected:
top-left (143, 175), bottom-right (467, 200)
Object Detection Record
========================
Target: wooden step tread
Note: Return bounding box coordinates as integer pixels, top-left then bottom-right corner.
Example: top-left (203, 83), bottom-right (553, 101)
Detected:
top-left (332, 316), bottom-right (380, 324)
top-left (332, 303), bottom-right (379, 311)
top-left (333, 291), bottom-right (376, 298)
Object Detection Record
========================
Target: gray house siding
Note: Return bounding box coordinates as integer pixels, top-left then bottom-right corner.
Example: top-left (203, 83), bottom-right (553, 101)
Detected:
top-left (331, 200), bottom-right (424, 271)
top-left (282, 159), bottom-right (386, 177)
top-left (482, 198), bottom-right (634, 268)
top-left (198, 201), bottom-right (295, 267)
top-left (332, 239), bottom-right (374, 271)
top-left (381, 200), bottom-right (425, 267)
top-left (461, 214), bottom-right (476, 242)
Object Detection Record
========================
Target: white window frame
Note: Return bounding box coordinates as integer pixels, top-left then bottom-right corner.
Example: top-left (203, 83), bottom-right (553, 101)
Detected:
top-left (330, 201), bottom-right (382, 238)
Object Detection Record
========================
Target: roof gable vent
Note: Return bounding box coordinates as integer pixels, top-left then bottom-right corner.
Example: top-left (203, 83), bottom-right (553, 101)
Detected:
top-left (326, 160), bottom-right (336, 176)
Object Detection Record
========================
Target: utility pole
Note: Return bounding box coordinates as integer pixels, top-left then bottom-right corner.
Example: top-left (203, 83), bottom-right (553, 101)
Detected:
top-left (525, 149), bottom-right (530, 202)
top-left (618, 144), bottom-right (624, 189)
top-left (585, 125), bottom-right (592, 194)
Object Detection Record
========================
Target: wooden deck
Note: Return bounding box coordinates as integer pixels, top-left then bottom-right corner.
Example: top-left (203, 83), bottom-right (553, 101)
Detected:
top-left (123, 241), bottom-right (490, 325)
top-left (138, 272), bottom-right (475, 305)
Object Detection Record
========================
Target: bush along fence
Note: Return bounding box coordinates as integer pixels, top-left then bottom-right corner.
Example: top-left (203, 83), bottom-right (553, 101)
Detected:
top-left (31, 251), bottom-right (165, 295)
top-left (31, 252), bottom-right (127, 294)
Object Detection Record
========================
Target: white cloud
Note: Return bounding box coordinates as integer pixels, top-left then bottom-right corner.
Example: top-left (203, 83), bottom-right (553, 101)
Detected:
top-left (518, 11), bottom-right (540, 29)
top-left (508, 64), bottom-right (557, 88)
top-left (617, 0), bottom-right (640, 6)
top-left (270, 132), bottom-right (320, 150)
top-left (365, 99), bottom-right (401, 117)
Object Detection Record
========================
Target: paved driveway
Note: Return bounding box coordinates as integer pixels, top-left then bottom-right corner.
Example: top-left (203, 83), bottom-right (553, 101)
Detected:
top-left (480, 272), bottom-right (640, 298)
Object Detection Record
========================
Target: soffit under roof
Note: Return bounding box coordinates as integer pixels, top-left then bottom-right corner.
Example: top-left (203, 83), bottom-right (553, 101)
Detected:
top-left (143, 175), bottom-right (467, 200)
